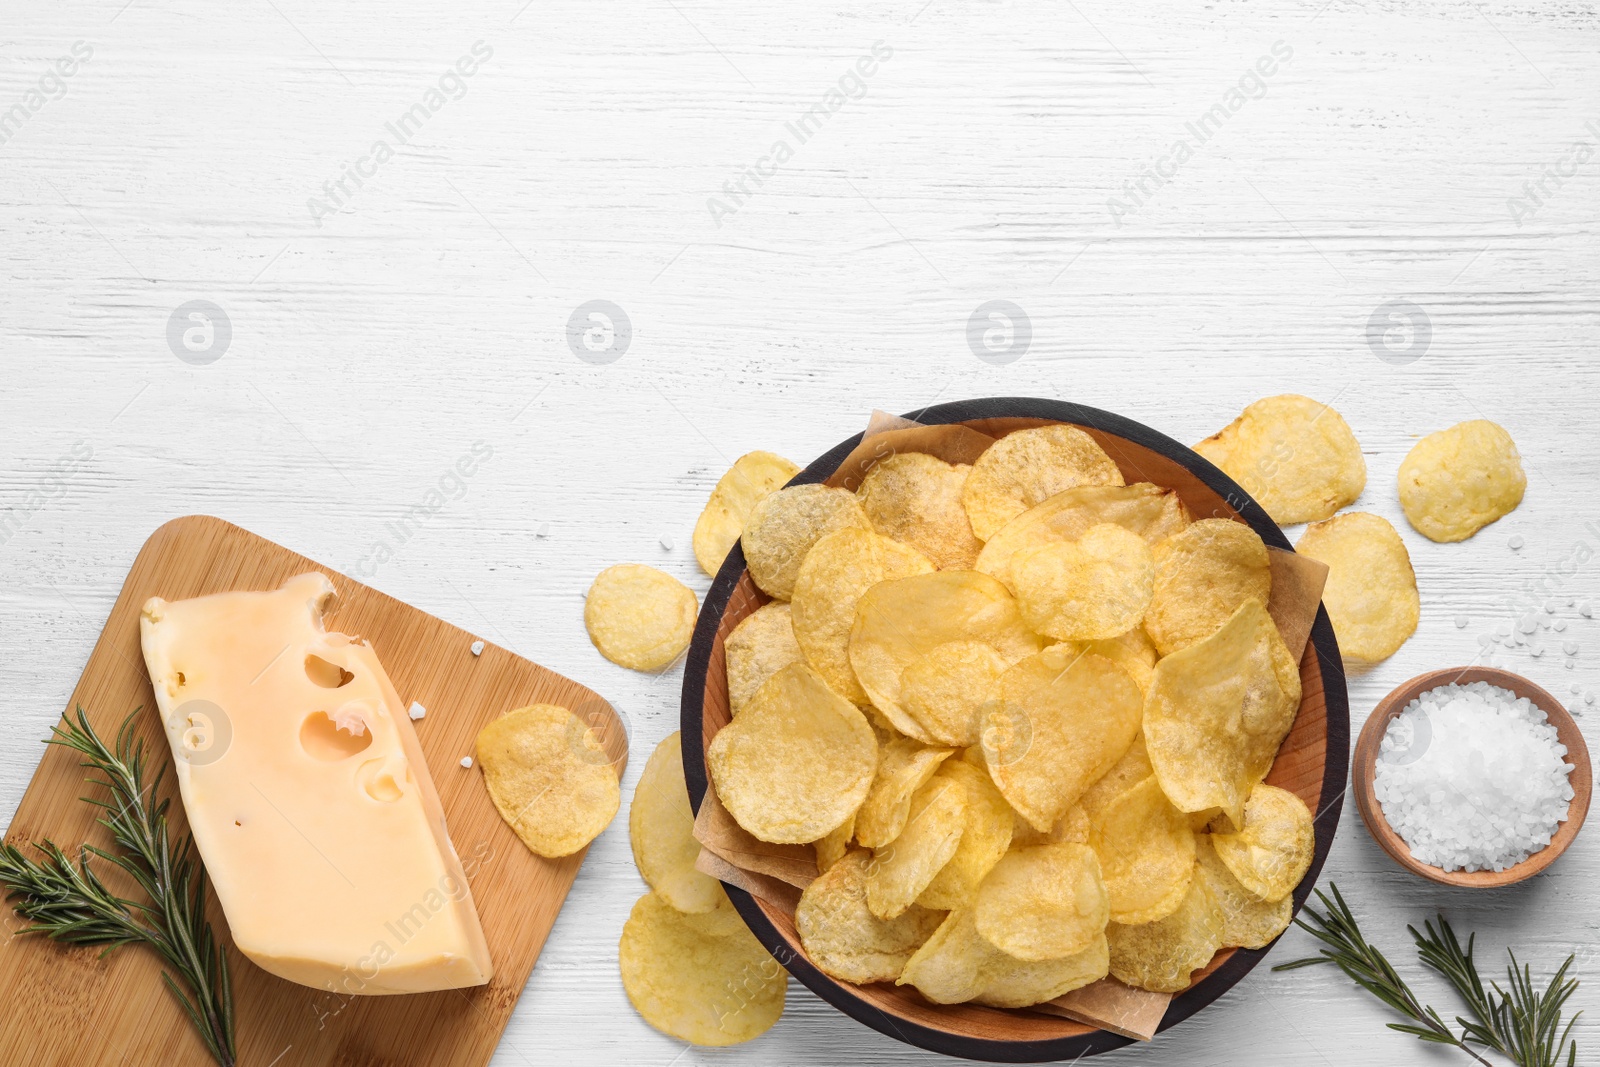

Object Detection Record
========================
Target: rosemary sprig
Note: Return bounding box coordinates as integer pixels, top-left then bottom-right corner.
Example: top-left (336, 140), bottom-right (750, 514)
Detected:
top-left (1275, 883), bottom-right (1580, 1067)
top-left (0, 707), bottom-right (235, 1067)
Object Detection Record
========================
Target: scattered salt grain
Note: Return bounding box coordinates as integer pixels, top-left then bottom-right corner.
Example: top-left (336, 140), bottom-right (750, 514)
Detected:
top-left (1563, 641), bottom-right (1579, 656)
top-left (660, 534), bottom-right (675, 551)
top-left (1455, 616), bottom-right (1469, 629)
top-left (470, 639), bottom-right (485, 657)
top-left (536, 523), bottom-right (550, 538)
top-left (1373, 681), bottom-right (1573, 873)
top-left (1582, 601), bottom-right (1594, 618)
top-left (408, 701), bottom-right (426, 721)
top-left (1530, 647), bottom-right (1544, 658)
top-left (460, 756), bottom-right (474, 769)
top-left (1509, 535), bottom-right (1525, 549)
top-left (1546, 600), bottom-right (1560, 614)
top-left (1555, 620), bottom-right (1568, 632)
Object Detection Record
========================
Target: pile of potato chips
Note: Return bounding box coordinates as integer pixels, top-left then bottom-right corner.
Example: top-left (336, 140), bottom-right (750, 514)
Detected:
top-left (698, 424), bottom-right (1320, 1004)
top-left (621, 732), bottom-right (789, 1044)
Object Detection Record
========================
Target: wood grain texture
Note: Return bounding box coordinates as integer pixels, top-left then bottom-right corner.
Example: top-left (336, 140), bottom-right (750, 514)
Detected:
top-left (2, 0), bottom-right (1599, 1061)
top-left (1354, 666), bottom-right (1592, 889)
top-left (0, 517), bottom-right (626, 1067)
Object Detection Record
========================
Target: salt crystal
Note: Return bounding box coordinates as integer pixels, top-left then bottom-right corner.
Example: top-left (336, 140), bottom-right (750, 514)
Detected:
top-left (1582, 601), bottom-right (1594, 618)
top-left (1455, 616), bottom-right (1469, 629)
top-left (660, 534), bottom-right (675, 550)
top-left (1509, 535), bottom-right (1525, 549)
top-left (1546, 600), bottom-right (1559, 613)
top-left (470, 640), bottom-right (485, 656)
top-left (460, 756), bottom-right (474, 768)
top-left (536, 523), bottom-right (550, 538)
top-left (1374, 681), bottom-right (1573, 873)
top-left (1564, 641), bottom-right (1579, 656)
top-left (408, 701), bottom-right (426, 720)
top-left (1555, 620), bottom-right (1568, 632)
top-left (1530, 647), bottom-right (1544, 658)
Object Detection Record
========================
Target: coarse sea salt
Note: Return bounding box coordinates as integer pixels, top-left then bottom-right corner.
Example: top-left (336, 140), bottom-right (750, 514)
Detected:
top-left (1373, 681), bottom-right (1574, 873)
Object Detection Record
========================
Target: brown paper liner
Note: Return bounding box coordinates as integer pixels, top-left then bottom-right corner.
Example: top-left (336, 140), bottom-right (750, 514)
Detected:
top-left (696, 411), bottom-right (1330, 1045)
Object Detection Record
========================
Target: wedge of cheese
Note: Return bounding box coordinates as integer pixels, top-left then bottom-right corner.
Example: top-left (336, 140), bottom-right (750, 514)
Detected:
top-left (139, 572), bottom-right (493, 995)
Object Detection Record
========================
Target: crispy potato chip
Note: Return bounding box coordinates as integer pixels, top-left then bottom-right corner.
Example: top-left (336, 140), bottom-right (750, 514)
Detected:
top-left (975, 483), bottom-right (1190, 591)
top-left (962, 426), bottom-right (1126, 541)
top-left (1012, 523), bottom-right (1154, 642)
top-left (855, 737), bottom-right (955, 848)
top-left (1011, 803), bottom-right (1091, 848)
top-left (725, 602), bottom-right (803, 716)
top-left (1144, 518), bottom-right (1272, 656)
top-left (814, 810), bottom-right (856, 872)
top-left (1195, 836), bottom-right (1291, 949)
top-left (867, 774), bottom-right (968, 919)
top-left (917, 760), bottom-right (1014, 911)
top-left (477, 703), bottom-right (621, 858)
top-left (792, 528), bottom-right (934, 704)
top-left (1078, 734), bottom-right (1151, 819)
top-left (742, 484), bottom-right (871, 600)
top-left (898, 908), bottom-right (1108, 1008)
top-left (900, 640), bottom-right (1010, 747)
top-left (707, 663), bottom-right (878, 844)
top-left (585, 563), bottom-right (698, 671)
top-left (1295, 512), bottom-right (1419, 662)
top-left (630, 732), bottom-right (722, 913)
top-left (974, 843), bottom-right (1109, 961)
top-left (1397, 420), bottom-right (1526, 542)
top-left (1193, 394), bottom-right (1366, 525)
top-left (1106, 871), bottom-right (1222, 993)
top-left (850, 571), bottom-right (1044, 742)
top-left (1145, 599), bottom-right (1302, 827)
top-left (620, 891), bottom-right (787, 1045)
top-left (857, 452), bottom-right (983, 570)
top-left (1088, 777), bottom-right (1197, 925)
top-left (693, 451), bottom-right (801, 576)
top-left (1210, 783), bottom-right (1314, 903)
top-left (795, 850), bottom-right (944, 984)
top-left (981, 645), bottom-right (1143, 832)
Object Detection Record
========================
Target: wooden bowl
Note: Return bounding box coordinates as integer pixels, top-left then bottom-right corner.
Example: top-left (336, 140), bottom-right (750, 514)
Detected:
top-left (1353, 666), bottom-right (1592, 888)
top-left (679, 398), bottom-right (1350, 1061)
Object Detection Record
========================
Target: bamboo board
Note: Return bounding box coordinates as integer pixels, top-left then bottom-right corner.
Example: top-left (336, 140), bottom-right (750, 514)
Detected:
top-left (0, 516), bottom-right (627, 1067)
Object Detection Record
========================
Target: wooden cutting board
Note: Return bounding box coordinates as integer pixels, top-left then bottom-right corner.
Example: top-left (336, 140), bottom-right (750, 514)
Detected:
top-left (0, 516), bottom-right (627, 1067)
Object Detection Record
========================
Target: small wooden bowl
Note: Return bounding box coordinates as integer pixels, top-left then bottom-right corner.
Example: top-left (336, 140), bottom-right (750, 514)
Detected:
top-left (1353, 666), bottom-right (1593, 888)
top-left (681, 398), bottom-right (1351, 1061)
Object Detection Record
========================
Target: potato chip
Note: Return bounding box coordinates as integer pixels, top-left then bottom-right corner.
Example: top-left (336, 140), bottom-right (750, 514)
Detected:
top-left (854, 737), bottom-right (955, 848)
top-left (917, 760), bottom-right (1014, 911)
top-left (1397, 420), bottom-right (1526, 542)
top-left (1088, 777), bottom-right (1196, 925)
top-left (1145, 599), bottom-right (1301, 827)
top-left (857, 452), bottom-right (983, 570)
top-left (1012, 523), bottom-right (1154, 642)
top-left (981, 645), bottom-right (1143, 833)
top-left (585, 563), bottom-right (699, 671)
top-left (742, 484), bottom-right (871, 600)
top-left (850, 571), bottom-right (1044, 742)
top-left (975, 483), bottom-right (1189, 591)
top-left (1195, 836), bottom-right (1291, 949)
top-left (630, 731), bottom-right (722, 913)
top-left (1077, 734), bottom-right (1152, 819)
top-left (1193, 394), bottom-right (1366, 525)
top-left (814, 810), bottom-right (855, 873)
top-left (707, 663), bottom-right (878, 844)
top-left (1295, 512), bottom-right (1419, 662)
top-left (974, 842), bottom-right (1109, 961)
top-left (477, 703), bottom-right (621, 858)
top-left (898, 908), bottom-right (1108, 1008)
top-left (1210, 782), bottom-right (1314, 903)
top-left (867, 774), bottom-right (968, 919)
top-left (962, 426), bottom-right (1126, 541)
top-left (792, 528), bottom-right (934, 704)
top-left (1106, 871), bottom-right (1222, 993)
top-left (795, 850), bottom-right (944, 984)
top-left (1011, 803), bottom-right (1090, 848)
top-left (725, 602), bottom-right (803, 716)
top-left (899, 640), bottom-right (1010, 746)
top-left (619, 891), bottom-right (787, 1045)
top-left (693, 451), bottom-right (801, 576)
top-left (1143, 518), bottom-right (1271, 656)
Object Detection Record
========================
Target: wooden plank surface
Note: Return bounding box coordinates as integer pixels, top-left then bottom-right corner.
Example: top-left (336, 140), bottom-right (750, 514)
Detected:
top-left (2, 0), bottom-right (1598, 1063)
top-left (0, 516), bottom-right (627, 1067)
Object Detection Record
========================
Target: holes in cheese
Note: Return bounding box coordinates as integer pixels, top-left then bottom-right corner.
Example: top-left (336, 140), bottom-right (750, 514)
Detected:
top-left (304, 653), bottom-right (355, 688)
top-left (299, 710), bottom-right (373, 761)
top-left (358, 757), bottom-right (406, 802)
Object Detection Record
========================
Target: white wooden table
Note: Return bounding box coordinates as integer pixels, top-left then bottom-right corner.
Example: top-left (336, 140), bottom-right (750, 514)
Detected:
top-left (3, 0), bottom-right (1597, 1062)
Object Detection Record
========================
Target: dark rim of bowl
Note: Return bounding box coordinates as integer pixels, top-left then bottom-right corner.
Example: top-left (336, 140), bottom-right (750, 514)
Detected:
top-left (679, 397), bottom-right (1349, 1063)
